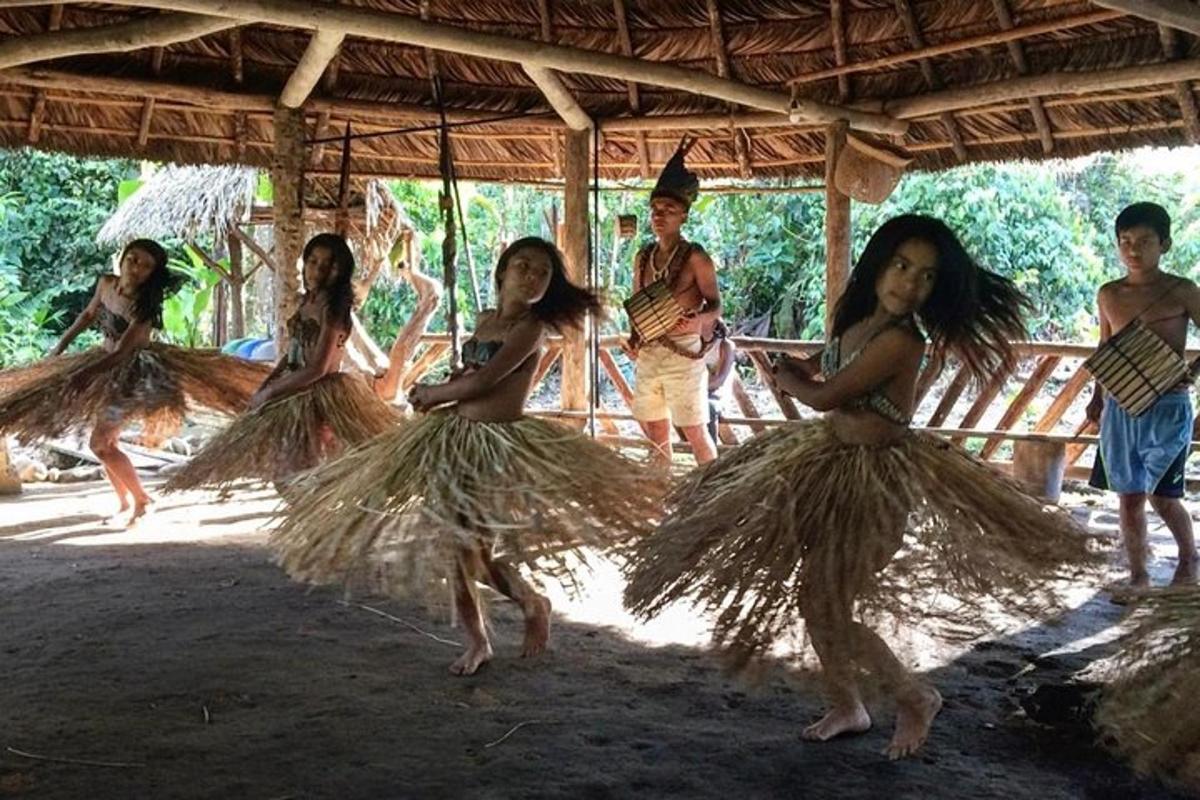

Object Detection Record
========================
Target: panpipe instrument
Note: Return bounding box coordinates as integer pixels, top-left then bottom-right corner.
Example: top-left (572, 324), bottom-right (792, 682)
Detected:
top-left (1084, 319), bottom-right (1191, 416)
top-left (624, 279), bottom-right (686, 344)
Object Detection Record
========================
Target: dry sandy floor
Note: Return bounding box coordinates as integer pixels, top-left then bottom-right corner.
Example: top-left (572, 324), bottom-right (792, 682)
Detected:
top-left (0, 479), bottom-right (1193, 800)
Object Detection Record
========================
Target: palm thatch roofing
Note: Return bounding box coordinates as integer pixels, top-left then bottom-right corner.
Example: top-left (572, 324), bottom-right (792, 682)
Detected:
top-left (96, 164), bottom-right (413, 249)
top-left (0, 1), bottom-right (1197, 183)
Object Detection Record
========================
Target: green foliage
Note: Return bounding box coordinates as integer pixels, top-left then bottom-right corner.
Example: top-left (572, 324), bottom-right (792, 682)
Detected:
top-left (160, 246), bottom-right (221, 347)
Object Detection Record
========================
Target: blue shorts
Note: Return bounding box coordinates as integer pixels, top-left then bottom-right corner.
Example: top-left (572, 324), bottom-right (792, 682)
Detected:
top-left (1089, 393), bottom-right (1193, 498)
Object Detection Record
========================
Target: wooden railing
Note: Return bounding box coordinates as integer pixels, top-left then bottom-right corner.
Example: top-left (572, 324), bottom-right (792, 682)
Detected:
top-left (399, 334), bottom-right (1200, 476)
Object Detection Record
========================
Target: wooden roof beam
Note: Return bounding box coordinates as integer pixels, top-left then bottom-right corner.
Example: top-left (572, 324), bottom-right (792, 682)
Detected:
top-left (1092, 0), bottom-right (1200, 37)
top-left (525, 66), bottom-right (592, 131)
top-left (704, 0), bottom-right (751, 177)
top-left (880, 58), bottom-right (1200, 119)
top-left (1158, 25), bottom-right (1200, 144)
top-left (611, 0), bottom-right (649, 178)
top-left (991, 0), bottom-right (1055, 154)
top-left (0, 11), bottom-right (239, 71)
top-left (279, 29), bottom-right (344, 108)
top-left (894, 0), bottom-right (968, 161)
top-left (830, 0), bottom-right (850, 102)
top-left (86, 0), bottom-right (906, 135)
top-left (788, 9), bottom-right (1122, 86)
top-left (25, 3), bottom-right (63, 144)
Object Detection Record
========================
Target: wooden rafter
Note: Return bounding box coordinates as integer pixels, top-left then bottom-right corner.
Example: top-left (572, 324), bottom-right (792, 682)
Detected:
top-left (829, 0), bottom-right (850, 102)
top-left (788, 9), bottom-right (1122, 86)
top-left (703, 0), bottom-right (751, 177)
top-left (229, 27), bottom-right (243, 84)
top-left (25, 2), bottom-right (62, 144)
top-left (525, 66), bottom-right (591, 131)
top-left (86, 0), bottom-right (906, 134)
top-left (1158, 25), bottom-right (1200, 144)
top-left (1092, 0), bottom-right (1200, 37)
top-left (611, 0), bottom-right (649, 178)
top-left (991, 0), bottom-right (1055, 154)
top-left (894, 0), bottom-right (967, 161)
top-left (0, 11), bottom-right (239, 71)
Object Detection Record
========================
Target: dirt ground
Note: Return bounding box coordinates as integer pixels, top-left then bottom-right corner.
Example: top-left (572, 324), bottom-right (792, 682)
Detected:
top-left (0, 479), bottom-right (1193, 800)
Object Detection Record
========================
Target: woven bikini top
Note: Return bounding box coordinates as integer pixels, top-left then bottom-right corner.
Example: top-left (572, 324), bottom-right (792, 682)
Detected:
top-left (95, 304), bottom-right (130, 341)
top-left (821, 318), bottom-right (916, 426)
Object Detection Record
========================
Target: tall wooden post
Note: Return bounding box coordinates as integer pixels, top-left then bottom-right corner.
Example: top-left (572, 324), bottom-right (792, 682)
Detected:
top-left (824, 121), bottom-right (851, 335)
top-left (561, 129), bottom-right (591, 417)
top-left (272, 105), bottom-right (305, 351)
top-left (227, 230), bottom-right (246, 339)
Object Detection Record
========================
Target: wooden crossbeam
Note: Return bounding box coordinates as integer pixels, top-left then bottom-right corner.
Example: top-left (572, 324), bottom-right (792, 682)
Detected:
top-left (88, 0), bottom-right (906, 134)
top-left (991, 0), bottom-right (1055, 154)
top-left (611, 0), bottom-right (649, 178)
top-left (895, 0), bottom-right (967, 161)
top-left (525, 66), bottom-right (592, 131)
top-left (830, 0), bottom-right (850, 101)
top-left (979, 354), bottom-right (1060, 460)
top-left (0, 11), bottom-right (239, 71)
top-left (279, 29), bottom-right (344, 108)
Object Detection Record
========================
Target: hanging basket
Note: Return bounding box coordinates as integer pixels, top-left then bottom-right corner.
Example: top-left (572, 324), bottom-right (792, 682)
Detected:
top-left (834, 134), bottom-right (914, 204)
top-left (617, 214), bottom-right (638, 239)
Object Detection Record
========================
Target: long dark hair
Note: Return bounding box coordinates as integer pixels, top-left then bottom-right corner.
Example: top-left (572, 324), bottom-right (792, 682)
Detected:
top-left (831, 215), bottom-right (1030, 380)
top-left (122, 238), bottom-right (180, 329)
top-left (495, 237), bottom-right (603, 331)
top-left (302, 233), bottom-right (355, 329)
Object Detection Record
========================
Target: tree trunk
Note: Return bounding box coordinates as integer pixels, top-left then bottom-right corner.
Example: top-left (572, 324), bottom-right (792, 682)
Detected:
top-left (271, 105), bottom-right (306, 351)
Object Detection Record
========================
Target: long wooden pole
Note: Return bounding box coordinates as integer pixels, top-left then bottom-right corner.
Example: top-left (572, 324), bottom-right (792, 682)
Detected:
top-left (80, 0), bottom-right (906, 135)
top-left (560, 128), bottom-right (590, 416)
top-left (824, 121), bottom-right (850, 337)
top-left (0, 11), bottom-right (239, 71)
top-left (279, 29), bottom-right (344, 108)
top-left (1092, 0), bottom-right (1200, 37)
top-left (271, 105), bottom-right (305, 352)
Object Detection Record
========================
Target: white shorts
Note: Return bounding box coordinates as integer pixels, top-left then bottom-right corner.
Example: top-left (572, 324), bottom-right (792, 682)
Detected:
top-left (632, 335), bottom-right (709, 428)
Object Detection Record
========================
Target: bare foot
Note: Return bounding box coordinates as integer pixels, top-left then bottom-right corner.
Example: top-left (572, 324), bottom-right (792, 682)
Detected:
top-left (449, 642), bottom-right (493, 676)
top-left (886, 686), bottom-right (942, 760)
top-left (124, 497), bottom-right (152, 529)
top-left (801, 704), bottom-right (872, 741)
top-left (1172, 554), bottom-right (1198, 586)
top-left (521, 594), bottom-right (552, 658)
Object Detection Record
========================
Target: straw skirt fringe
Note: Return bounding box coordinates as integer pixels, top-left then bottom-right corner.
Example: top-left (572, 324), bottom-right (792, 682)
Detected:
top-left (271, 412), bottom-right (667, 598)
top-left (0, 343), bottom-right (270, 442)
top-left (1097, 587), bottom-right (1200, 792)
top-left (623, 419), bottom-right (1098, 670)
top-left (166, 371), bottom-right (397, 491)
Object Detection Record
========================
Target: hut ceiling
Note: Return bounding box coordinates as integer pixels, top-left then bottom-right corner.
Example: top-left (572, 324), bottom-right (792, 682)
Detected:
top-left (0, 1), bottom-right (1196, 182)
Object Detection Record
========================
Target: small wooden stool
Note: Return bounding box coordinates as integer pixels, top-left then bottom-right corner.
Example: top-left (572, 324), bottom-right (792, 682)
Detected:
top-left (1012, 439), bottom-right (1066, 503)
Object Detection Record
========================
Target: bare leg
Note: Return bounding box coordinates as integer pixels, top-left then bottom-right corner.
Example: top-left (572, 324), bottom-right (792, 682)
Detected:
top-left (449, 546), bottom-right (493, 676)
top-left (638, 418), bottom-right (673, 468)
top-left (1149, 495), bottom-right (1198, 584)
top-left (1118, 493), bottom-right (1151, 588)
top-left (479, 546), bottom-right (551, 658)
top-left (102, 465), bottom-right (131, 514)
top-left (678, 423), bottom-right (717, 465)
top-left (90, 423), bottom-right (151, 527)
top-left (802, 596), bottom-right (872, 742)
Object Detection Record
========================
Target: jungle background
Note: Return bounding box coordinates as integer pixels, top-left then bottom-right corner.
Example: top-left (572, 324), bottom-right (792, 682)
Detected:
top-left (1, 145), bottom-right (1198, 367)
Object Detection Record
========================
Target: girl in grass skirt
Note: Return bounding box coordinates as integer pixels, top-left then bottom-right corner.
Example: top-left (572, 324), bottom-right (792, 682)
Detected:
top-left (272, 237), bottom-right (666, 676)
top-left (0, 239), bottom-right (270, 525)
top-left (623, 215), bottom-right (1098, 759)
top-left (166, 233), bottom-right (396, 493)
top-left (1097, 586), bottom-right (1200, 791)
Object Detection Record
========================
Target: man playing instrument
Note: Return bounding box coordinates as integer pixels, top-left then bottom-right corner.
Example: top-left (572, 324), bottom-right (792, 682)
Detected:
top-left (1088, 202), bottom-right (1200, 589)
top-left (627, 140), bottom-right (721, 466)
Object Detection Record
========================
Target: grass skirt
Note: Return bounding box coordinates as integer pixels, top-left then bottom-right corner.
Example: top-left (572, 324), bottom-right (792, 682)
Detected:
top-left (623, 419), bottom-right (1098, 670)
top-left (0, 344), bottom-right (270, 443)
top-left (1097, 587), bottom-right (1200, 791)
top-left (165, 372), bottom-right (397, 491)
top-left (270, 412), bottom-right (667, 598)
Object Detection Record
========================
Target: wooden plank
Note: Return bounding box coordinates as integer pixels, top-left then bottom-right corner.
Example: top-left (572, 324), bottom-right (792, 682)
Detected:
top-left (531, 346), bottom-right (562, 392)
top-left (950, 367), bottom-right (1011, 447)
top-left (400, 342), bottom-right (449, 392)
top-left (927, 366), bottom-right (970, 427)
top-left (730, 376), bottom-right (768, 433)
top-left (1033, 362), bottom-right (1092, 433)
top-left (979, 355), bottom-right (1060, 460)
top-left (598, 348), bottom-right (635, 410)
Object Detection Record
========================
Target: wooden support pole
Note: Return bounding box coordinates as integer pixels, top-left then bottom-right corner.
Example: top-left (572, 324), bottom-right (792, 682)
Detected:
top-left (611, 0), bottom-right (650, 179)
top-left (830, 0), bottom-right (850, 102)
top-left (279, 29), bottom-right (345, 109)
top-left (561, 128), bottom-right (590, 415)
top-left (89, 0), bottom-right (906, 135)
top-left (0, 12), bottom-right (239, 71)
top-left (823, 121), bottom-right (850, 336)
top-left (1158, 25), bottom-right (1200, 145)
top-left (271, 104), bottom-right (305, 351)
top-left (524, 66), bottom-right (592, 131)
top-left (227, 230), bottom-right (246, 338)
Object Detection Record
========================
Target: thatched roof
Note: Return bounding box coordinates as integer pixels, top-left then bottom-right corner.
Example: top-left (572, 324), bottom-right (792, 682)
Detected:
top-left (0, 1), bottom-right (1197, 182)
top-left (98, 164), bottom-right (413, 249)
